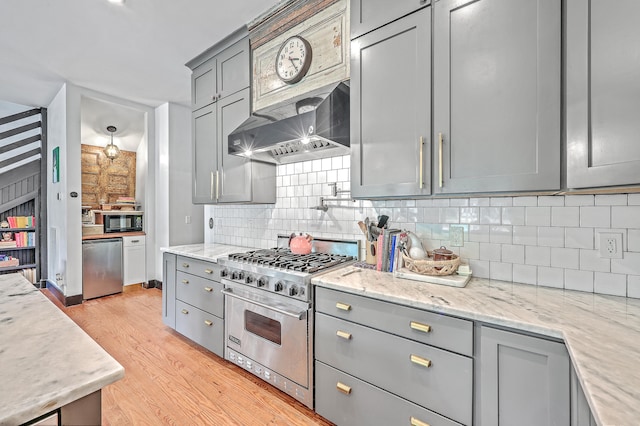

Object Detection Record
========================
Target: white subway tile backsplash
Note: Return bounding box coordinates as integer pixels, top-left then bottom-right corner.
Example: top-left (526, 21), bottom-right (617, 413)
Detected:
top-left (611, 252), bottom-right (640, 276)
top-left (538, 267), bottom-right (564, 289)
top-left (469, 225), bottom-right (491, 243)
top-left (565, 269), bottom-right (594, 293)
top-left (526, 246), bottom-right (551, 266)
top-left (490, 197), bottom-right (513, 206)
top-left (502, 207), bottom-right (525, 226)
top-left (490, 226), bottom-right (512, 244)
top-left (513, 196), bottom-right (538, 207)
top-left (551, 248), bottom-right (580, 269)
top-left (595, 194), bottom-right (627, 206)
top-left (580, 206), bottom-right (611, 228)
top-left (628, 230), bottom-right (640, 252)
top-left (469, 259), bottom-right (490, 278)
top-left (513, 226), bottom-right (537, 245)
top-left (469, 197), bottom-right (491, 206)
top-left (538, 196), bottom-right (564, 207)
top-left (490, 262), bottom-right (513, 281)
top-left (564, 194), bottom-right (594, 206)
top-left (526, 207), bottom-right (551, 226)
top-left (450, 198), bottom-right (469, 207)
top-left (432, 198), bottom-right (450, 207)
top-left (551, 207), bottom-right (579, 227)
top-left (628, 275), bottom-right (640, 299)
top-left (460, 241), bottom-right (480, 260)
top-left (579, 250), bottom-right (610, 272)
top-left (480, 207), bottom-right (501, 224)
top-left (594, 272), bottom-right (627, 297)
top-left (628, 194), bottom-right (640, 206)
top-left (513, 264), bottom-right (537, 285)
top-left (440, 208), bottom-right (460, 223)
top-left (538, 227), bottom-right (565, 248)
top-left (501, 244), bottom-right (525, 264)
top-left (611, 206), bottom-right (640, 229)
top-left (480, 242), bottom-right (501, 261)
top-left (460, 207), bottom-right (480, 224)
top-left (566, 228), bottom-right (594, 249)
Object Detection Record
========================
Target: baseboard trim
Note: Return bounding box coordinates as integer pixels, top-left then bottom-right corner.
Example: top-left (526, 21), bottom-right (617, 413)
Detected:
top-left (45, 280), bottom-right (83, 307)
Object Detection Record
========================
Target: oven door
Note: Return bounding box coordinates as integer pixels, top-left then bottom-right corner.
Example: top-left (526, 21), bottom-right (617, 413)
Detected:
top-left (222, 282), bottom-right (310, 387)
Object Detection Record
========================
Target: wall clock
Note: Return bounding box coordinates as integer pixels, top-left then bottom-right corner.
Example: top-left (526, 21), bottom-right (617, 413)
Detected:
top-left (275, 35), bottom-right (313, 84)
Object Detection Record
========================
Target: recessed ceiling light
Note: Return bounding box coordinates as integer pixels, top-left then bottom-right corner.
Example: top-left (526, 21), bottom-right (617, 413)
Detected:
top-left (108, 0), bottom-right (125, 4)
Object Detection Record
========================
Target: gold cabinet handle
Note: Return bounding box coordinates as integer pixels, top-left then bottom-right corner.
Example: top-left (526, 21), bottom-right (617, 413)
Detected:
top-left (204, 320), bottom-right (213, 326)
top-left (410, 354), bottom-right (432, 368)
top-left (215, 170), bottom-right (220, 200)
top-left (336, 330), bottom-right (352, 340)
top-left (410, 321), bottom-right (431, 334)
top-left (438, 132), bottom-right (443, 188)
top-left (210, 171), bottom-right (214, 200)
top-left (336, 382), bottom-right (352, 395)
top-left (410, 417), bottom-right (430, 426)
top-left (336, 302), bottom-right (351, 311)
top-left (204, 287), bottom-right (213, 292)
top-left (419, 136), bottom-right (424, 189)
top-left (182, 263), bottom-right (190, 268)
top-left (181, 279), bottom-right (189, 284)
top-left (181, 309), bottom-right (189, 315)
top-left (204, 269), bottom-right (213, 275)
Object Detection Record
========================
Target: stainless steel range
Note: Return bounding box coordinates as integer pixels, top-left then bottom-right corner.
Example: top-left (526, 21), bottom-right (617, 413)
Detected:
top-left (219, 236), bottom-right (358, 408)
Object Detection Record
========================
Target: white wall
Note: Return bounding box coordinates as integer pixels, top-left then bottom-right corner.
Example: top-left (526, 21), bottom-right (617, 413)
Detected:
top-left (205, 155), bottom-right (640, 299)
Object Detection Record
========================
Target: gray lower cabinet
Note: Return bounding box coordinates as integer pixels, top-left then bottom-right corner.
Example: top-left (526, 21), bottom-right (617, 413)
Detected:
top-left (315, 287), bottom-right (473, 425)
top-left (350, 0), bottom-right (429, 39)
top-left (164, 255), bottom-right (225, 358)
top-left (350, 6), bottom-right (431, 198)
top-left (162, 252), bottom-right (176, 328)
top-left (432, 0), bottom-right (560, 193)
top-left (570, 367), bottom-right (597, 426)
top-left (476, 325), bottom-right (570, 426)
top-left (566, 0), bottom-right (640, 188)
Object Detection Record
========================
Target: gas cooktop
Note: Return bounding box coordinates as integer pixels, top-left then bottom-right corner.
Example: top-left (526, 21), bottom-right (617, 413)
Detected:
top-left (227, 248), bottom-right (354, 274)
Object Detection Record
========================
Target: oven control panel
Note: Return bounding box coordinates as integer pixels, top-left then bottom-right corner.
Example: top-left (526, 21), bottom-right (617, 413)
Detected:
top-left (222, 267), bottom-right (310, 301)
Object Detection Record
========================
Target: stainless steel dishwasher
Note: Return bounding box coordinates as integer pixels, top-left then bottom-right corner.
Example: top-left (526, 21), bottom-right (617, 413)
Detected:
top-left (82, 238), bottom-right (123, 299)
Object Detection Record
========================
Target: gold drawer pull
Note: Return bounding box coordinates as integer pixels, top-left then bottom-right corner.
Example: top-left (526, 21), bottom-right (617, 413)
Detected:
top-left (336, 330), bottom-right (352, 340)
top-left (204, 269), bottom-right (214, 274)
top-left (410, 321), bottom-right (431, 334)
top-left (204, 320), bottom-right (213, 326)
top-left (410, 354), bottom-right (432, 368)
top-left (336, 302), bottom-right (352, 311)
top-left (181, 279), bottom-right (189, 284)
top-left (182, 263), bottom-right (189, 268)
top-left (181, 309), bottom-right (189, 315)
top-left (204, 287), bottom-right (213, 292)
top-left (410, 417), bottom-right (430, 426)
top-left (336, 382), bottom-right (352, 395)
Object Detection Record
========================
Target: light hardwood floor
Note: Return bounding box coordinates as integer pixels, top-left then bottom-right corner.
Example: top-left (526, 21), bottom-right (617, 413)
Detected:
top-left (44, 286), bottom-right (333, 426)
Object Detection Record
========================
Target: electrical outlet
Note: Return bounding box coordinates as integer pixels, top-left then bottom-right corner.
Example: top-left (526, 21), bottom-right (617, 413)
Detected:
top-left (450, 225), bottom-right (464, 247)
top-left (185, 215), bottom-right (191, 224)
top-left (599, 232), bottom-right (623, 259)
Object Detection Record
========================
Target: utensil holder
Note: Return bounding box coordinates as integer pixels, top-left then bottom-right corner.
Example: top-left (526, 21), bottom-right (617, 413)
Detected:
top-left (365, 240), bottom-right (377, 265)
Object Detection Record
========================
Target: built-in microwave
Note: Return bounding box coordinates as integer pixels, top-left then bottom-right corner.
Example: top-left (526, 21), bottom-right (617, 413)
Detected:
top-left (103, 212), bottom-right (143, 233)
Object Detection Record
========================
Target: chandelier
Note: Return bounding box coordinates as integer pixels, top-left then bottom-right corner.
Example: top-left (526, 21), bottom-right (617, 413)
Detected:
top-left (103, 125), bottom-right (120, 161)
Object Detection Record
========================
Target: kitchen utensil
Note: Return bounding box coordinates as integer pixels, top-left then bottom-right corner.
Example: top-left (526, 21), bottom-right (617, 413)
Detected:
top-left (377, 215), bottom-right (389, 229)
top-left (364, 217), bottom-right (370, 239)
top-left (289, 233), bottom-right (313, 255)
top-left (357, 221), bottom-right (368, 237)
top-left (369, 226), bottom-right (382, 241)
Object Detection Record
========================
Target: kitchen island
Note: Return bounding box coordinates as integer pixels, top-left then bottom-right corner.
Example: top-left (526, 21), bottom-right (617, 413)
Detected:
top-left (313, 267), bottom-right (640, 426)
top-left (0, 274), bottom-right (124, 425)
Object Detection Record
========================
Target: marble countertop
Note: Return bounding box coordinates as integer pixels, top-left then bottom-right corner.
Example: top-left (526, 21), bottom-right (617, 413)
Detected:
top-left (0, 274), bottom-right (124, 425)
top-left (313, 267), bottom-right (640, 426)
top-left (161, 243), bottom-right (254, 262)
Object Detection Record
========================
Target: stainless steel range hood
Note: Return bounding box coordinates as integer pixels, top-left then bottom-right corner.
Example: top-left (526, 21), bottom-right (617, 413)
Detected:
top-left (228, 82), bottom-right (349, 164)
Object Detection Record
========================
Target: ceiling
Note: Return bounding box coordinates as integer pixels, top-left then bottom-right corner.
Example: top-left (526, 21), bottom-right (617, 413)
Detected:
top-left (0, 0), bottom-right (281, 150)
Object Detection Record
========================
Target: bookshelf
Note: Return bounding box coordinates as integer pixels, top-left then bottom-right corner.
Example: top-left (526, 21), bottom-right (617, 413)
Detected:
top-left (0, 210), bottom-right (38, 284)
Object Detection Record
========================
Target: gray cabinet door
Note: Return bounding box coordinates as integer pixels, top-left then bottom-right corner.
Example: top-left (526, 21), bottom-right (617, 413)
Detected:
top-left (570, 367), bottom-right (597, 426)
top-left (478, 326), bottom-right (570, 426)
top-left (350, 0), bottom-right (429, 40)
top-left (566, 0), bottom-right (640, 188)
top-left (216, 37), bottom-right (250, 100)
top-left (192, 104), bottom-right (217, 204)
top-left (217, 88), bottom-right (252, 203)
top-left (192, 56), bottom-right (217, 111)
top-left (351, 6), bottom-right (431, 199)
top-left (162, 252), bottom-right (176, 328)
top-left (433, 0), bottom-right (560, 193)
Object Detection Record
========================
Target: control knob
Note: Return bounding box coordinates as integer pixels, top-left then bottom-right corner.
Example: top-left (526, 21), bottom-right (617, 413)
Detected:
top-left (274, 281), bottom-right (284, 292)
top-left (245, 275), bottom-right (254, 284)
top-left (288, 285), bottom-right (299, 297)
top-left (220, 269), bottom-right (229, 278)
top-left (231, 271), bottom-right (245, 281)
top-left (257, 277), bottom-right (268, 288)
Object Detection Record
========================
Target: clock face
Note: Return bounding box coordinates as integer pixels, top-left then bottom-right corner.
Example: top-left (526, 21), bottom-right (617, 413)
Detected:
top-left (275, 36), bottom-right (313, 84)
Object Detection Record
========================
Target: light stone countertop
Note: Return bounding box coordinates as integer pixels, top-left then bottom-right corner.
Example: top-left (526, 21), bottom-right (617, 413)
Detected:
top-left (0, 274), bottom-right (124, 425)
top-left (312, 267), bottom-right (640, 426)
top-left (161, 243), bottom-right (254, 262)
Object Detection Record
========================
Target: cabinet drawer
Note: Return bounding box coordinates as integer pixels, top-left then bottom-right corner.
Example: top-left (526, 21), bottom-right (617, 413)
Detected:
top-left (175, 300), bottom-right (223, 357)
top-left (316, 287), bottom-right (473, 356)
top-left (177, 256), bottom-right (220, 281)
top-left (316, 312), bottom-right (472, 425)
top-left (316, 361), bottom-right (462, 426)
top-left (176, 272), bottom-right (224, 317)
top-left (122, 235), bottom-right (145, 247)
top-left (351, 0), bottom-right (429, 39)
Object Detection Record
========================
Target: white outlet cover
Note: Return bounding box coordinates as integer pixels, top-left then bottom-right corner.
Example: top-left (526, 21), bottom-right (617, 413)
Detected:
top-left (450, 225), bottom-right (464, 247)
top-left (599, 232), bottom-right (623, 259)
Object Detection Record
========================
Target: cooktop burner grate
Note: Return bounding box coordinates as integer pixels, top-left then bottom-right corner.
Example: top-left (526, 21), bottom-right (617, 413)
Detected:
top-left (227, 248), bottom-right (354, 274)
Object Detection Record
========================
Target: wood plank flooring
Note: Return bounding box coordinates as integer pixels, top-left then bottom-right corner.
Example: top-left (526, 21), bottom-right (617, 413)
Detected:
top-left (44, 286), bottom-right (333, 426)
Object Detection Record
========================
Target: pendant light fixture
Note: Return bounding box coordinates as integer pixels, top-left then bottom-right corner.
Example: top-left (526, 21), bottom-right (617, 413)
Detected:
top-left (103, 125), bottom-right (120, 161)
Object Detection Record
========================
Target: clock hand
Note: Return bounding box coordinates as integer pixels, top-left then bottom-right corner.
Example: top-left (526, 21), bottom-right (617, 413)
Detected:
top-left (288, 57), bottom-right (299, 72)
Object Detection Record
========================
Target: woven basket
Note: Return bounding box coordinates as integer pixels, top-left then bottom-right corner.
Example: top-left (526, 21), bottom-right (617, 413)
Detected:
top-left (401, 251), bottom-right (460, 276)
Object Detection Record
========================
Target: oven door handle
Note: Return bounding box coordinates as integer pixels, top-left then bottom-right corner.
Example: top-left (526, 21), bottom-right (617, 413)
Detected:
top-left (221, 288), bottom-right (307, 320)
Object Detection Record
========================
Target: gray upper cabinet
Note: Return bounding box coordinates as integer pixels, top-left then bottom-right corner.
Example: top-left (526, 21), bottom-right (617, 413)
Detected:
top-left (477, 326), bottom-right (570, 426)
top-left (188, 28), bottom-right (276, 205)
top-left (351, 6), bottom-right (431, 198)
top-left (350, 0), bottom-right (429, 39)
top-left (566, 0), bottom-right (640, 189)
top-left (433, 0), bottom-right (560, 194)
